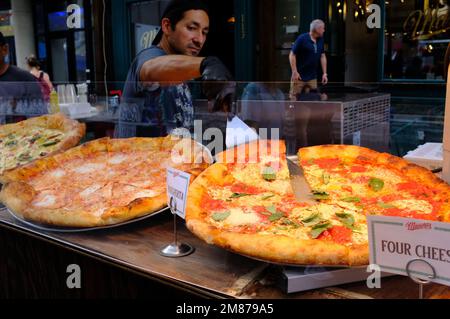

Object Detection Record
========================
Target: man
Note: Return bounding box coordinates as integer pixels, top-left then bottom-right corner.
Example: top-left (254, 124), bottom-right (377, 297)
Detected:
top-left (289, 19), bottom-right (328, 100)
top-left (0, 31), bottom-right (45, 118)
top-left (119, 0), bottom-right (233, 138)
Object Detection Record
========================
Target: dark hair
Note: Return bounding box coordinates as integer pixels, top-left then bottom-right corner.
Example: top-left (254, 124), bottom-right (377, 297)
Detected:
top-left (26, 55), bottom-right (41, 68)
top-left (152, 0), bottom-right (209, 45)
top-left (0, 31), bottom-right (6, 46)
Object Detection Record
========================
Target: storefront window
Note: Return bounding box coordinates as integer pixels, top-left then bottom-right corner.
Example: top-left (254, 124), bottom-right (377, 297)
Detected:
top-left (48, 0), bottom-right (85, 32)
top-left (384, 0), bottom-right (450, 81)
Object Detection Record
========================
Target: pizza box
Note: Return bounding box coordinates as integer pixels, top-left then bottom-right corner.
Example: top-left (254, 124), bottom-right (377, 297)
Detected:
top-left (277, 266), bottom-right (396, 294)
top-left (403, 143), bottom-right (443, 171)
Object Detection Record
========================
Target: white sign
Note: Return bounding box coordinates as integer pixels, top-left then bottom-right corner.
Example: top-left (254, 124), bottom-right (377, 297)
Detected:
top-left (166, 168), bottom-right (191, 219)
top-left (367, 215), bottom-right (450, 286)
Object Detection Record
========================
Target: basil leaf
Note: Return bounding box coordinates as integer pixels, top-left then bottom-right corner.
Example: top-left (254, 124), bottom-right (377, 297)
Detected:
top-left (281, 218), bottom-right (301, 228)
top-left (17, 153), bottom-right (32, 162)
top-left (5, 140), bottom-right (17, 147)
top-left (261, 194), bottom-right (275, 200)
top-left (341, 197), bottom-right (361, 203)
top-left (269, 212), bottom-right (284, 222)
top-left (266, 205), bottom-right (277, 215)
top-left (369, 178), bottom-right (384, 192)
top-left (230, 193), bottom-right (250, 199)
top-left (336, 212), bottom-right (355, 229)
top-left (310, 221), bottom-right (332, 239)
top-left (211, 211), bottom-right (231, 222)
top-left (262, 166), bottom-right (277, 181)
top-left (42, 140), bottom-right (60, 147)
top-left (313, 191), bottom-right (330, 200)
top-left (322, 173), bottom-right (330, 185)
top-left (378, 202), bottom-right (396, 209)
top-left (302, 212), bottom-right (320, 224)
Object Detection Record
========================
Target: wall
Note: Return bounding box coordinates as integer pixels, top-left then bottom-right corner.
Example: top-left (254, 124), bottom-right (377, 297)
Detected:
top-left (11, 0), bottom-right (35, 69)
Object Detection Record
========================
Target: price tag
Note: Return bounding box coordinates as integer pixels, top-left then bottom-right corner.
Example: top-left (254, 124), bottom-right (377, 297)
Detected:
top-left (367, 215), bottom-right (450, 287)
top-left (166, 167), bottom-right (191, 219)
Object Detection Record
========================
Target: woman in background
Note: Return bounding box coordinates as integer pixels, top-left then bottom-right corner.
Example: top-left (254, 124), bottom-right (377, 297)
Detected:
top-left (26, 55), bottom-right (53, 101)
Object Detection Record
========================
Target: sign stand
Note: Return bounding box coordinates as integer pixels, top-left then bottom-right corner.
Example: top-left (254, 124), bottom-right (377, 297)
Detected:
top-left (405, 259), bottom-right (436, 299)
top-left (160, 197), bottom-right (194, 258)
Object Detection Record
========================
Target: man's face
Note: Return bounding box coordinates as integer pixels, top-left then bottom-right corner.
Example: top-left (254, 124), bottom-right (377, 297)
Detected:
top-left (0, 44), bottom-right (8, 67)
top-left (163, 10), bottom-right (209, 56)
top-left (313, 25), bottom-right (325, 38)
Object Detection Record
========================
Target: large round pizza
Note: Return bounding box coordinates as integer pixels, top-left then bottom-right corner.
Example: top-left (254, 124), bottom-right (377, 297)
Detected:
top-left (186, 140), bottom-right (450, 266)
top-left (0, 136), bottom-right (211, 227)
top-left (0, 113), bottom-right (86, 182)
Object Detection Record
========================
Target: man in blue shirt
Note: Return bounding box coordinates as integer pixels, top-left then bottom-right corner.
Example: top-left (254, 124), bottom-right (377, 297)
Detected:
top-left (289, 19), bottom-right (328, 100)
top-left (118, 0), bottom-right (233, 138)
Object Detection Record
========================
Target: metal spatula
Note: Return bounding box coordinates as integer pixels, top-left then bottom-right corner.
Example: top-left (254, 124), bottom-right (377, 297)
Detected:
top-left (287, 158), bottom-right (317, 205)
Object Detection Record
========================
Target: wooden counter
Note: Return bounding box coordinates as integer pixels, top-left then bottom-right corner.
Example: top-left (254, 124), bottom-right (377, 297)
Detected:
top-left (1, 207), bottom-right (449, 299)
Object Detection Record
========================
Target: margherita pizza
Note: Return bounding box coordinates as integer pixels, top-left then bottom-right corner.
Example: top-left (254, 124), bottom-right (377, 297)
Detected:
top-left (0, 136), bottom-right (211, 227)
top-left (0, 113), bottom-right (85, 181)
top-left (186, 141), bottom-right (450, 266)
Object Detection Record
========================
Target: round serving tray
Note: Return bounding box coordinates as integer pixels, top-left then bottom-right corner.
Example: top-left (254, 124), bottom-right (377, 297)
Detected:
top-left (6, 207), bottom-right (169, 233)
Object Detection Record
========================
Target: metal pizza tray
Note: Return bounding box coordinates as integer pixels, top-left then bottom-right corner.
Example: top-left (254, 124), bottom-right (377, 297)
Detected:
top-left (6, 206), bottom-right (169, 233)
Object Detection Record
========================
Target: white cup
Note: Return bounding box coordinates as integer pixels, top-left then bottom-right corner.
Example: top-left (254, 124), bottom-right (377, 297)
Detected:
top-left (57, 85), bottom-right (66, 104)
top-left (65, 84), bottom-right (77, 104)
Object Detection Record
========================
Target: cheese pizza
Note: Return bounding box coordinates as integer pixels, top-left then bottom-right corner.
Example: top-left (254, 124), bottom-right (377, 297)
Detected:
top-left (0, 136), bottom-right (211, 227)
top-left (186, 141), bottom-right (450, 266)
top-left (0, 113), bottom-right (85, 181)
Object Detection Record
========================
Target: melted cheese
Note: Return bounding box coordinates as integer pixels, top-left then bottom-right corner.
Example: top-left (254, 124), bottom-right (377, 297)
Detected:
top-left (109, 154), bottom-right (128, 165)
top-left (391, 199), bottom-right (433, 214)
top-left (34, 194), bottom-right (56, 207)
top-left (212, 208), bottom-right (261, 227)
top-left (73, 163), bottom-right (105, 174)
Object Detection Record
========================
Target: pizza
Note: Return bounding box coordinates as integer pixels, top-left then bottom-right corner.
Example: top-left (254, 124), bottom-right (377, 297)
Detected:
top-left (0, 136), bottom-right (211, 228)
top-left (0, 113), bottom-right (86, 181)
top-left (185, 141), bottom-right (450, 266)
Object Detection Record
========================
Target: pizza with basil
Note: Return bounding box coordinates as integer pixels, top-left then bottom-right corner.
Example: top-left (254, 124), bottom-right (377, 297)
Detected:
top-left (0, 136), bottom-right (211, 227)
top-left (186, 141), bottom-right (450, 266)
top-left (0, 113), bottom-right (85, 182)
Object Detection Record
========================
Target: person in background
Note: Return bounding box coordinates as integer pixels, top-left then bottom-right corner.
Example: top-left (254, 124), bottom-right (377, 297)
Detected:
top-left (26, 55), bottom-right (53, 102)
top-left (0, 31), bottom-right (46, 120)
top-left (118, 0), bottom-right (234, 138)
top-left (289, 19), bottom-right (328, 100)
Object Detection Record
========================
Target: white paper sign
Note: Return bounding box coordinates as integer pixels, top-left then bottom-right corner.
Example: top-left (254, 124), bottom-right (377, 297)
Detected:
top-left (166, 168), bottom-right (191, 219)
top-left (226, 115), bottom-right (259, 149)
top-left (367, 215), bottom-right (450, 286)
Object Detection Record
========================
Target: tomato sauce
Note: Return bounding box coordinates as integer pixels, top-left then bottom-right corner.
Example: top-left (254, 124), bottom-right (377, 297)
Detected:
top-left (314, 158), bottom-right (341, 170)
top-left (351, 166), bottom-right (367, 173)
top-left (319, 226), bottom-right (353, 244)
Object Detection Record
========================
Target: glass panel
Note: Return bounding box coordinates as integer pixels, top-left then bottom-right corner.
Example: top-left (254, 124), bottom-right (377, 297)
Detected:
top-left (51, 38), bottom-right (69, 83)
top-left (384, 0), bottom-right (450, 80)
top-left (34, 2), bottom-right (46, 34)
top-left (75, 31), bottom-right (87, 82)
top-left (37, 36), bottom-right (47, 59)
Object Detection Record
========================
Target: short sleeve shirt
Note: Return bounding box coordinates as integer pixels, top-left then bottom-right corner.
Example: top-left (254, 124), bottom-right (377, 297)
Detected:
top-left (291, 33), bottom-right (324, 82)
top-left (118, 46), bottom-right (194, 138)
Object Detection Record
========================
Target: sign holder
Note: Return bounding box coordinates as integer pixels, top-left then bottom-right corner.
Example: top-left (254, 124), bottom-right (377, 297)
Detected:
top-left (160, 197), bottom-right (194, 258)
top-left (405, 259), bottom-right (436, 299)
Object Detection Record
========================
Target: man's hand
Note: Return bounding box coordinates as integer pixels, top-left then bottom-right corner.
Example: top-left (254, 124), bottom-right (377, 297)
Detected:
top-left (322, 73), bottom-right (328, 85)
top-left (200, 56), bottom-right (235, 113)
top-left (292, 71), bottom-right (301, 82)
